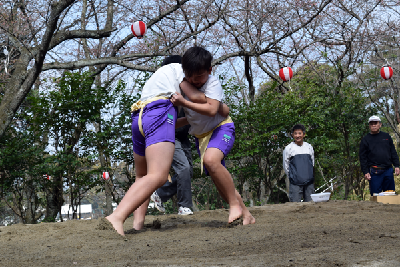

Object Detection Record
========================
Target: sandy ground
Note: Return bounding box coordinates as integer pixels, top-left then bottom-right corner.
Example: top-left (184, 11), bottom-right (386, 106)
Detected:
top-left (1, 200), bottom-right (400, 267)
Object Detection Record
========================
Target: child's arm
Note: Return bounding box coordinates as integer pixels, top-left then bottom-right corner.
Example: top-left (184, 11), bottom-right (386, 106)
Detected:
top-left (176, 117), bottom-right (189, 129)
top-left (218, 101), bottom-right (230, 117)
top-left (180, 79), bottom-right (230, 117)
top-left (179, 80), bottom-right (207, 104)
top-left (171, 92), bottom-right (219, 117)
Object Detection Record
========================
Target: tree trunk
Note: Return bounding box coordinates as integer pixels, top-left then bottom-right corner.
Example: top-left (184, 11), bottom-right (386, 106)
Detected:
top-left (24, 188), bottom-right (34, 224)
top-left (99, 150), bottom-right (113, 216)
top-left (45, 174), bottom-right (64, 222)
top-left (259, 181), bottom-right (266, 205)
top-left (244, 55), bottom-right (255, 103)
top-left (343, 167), bottom-right (350, 200)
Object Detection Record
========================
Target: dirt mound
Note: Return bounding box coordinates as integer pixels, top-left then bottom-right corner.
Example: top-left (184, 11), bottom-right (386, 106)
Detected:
top-left (1, 200), bottom-right (400, 266)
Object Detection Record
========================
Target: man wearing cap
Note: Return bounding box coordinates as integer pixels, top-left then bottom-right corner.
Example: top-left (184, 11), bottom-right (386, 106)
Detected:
top-left (359, 115), bottom-right (400, 195)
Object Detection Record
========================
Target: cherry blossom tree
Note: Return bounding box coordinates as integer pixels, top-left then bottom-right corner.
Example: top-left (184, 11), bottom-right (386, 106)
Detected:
top-left (0, 0), bottom-right (339, 138)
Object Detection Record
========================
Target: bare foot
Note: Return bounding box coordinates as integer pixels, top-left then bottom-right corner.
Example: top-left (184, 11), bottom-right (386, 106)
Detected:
top-left (105, 215), bottom-right (125, 236)
top-left (228, 205), bottom-right (243, 224)
top-left (243, 214), bottom-right (256, 225)
top-left (133, 221), bottom-right (144, 230)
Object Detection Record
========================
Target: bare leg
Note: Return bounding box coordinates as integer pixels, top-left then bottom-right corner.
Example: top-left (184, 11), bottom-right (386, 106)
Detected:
top-left (133, 198), bottom-right (151, 230)
top-left (203, 148), bottom-right (242, 223)
top-left (132, 154), bottom-right (149, 230)
top-left (234, 190), bottom-right (255, 225)
top-left (106, 142), bottom-right (175, 236)
top-left (213, 181), bottom-right (255, 225)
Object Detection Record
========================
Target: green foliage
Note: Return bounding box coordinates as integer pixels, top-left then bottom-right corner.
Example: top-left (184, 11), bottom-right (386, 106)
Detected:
top-left (26, 72), bottom-right (109, 218)
top-left (1, 70), bottom-right (146, 222)
top-left (0, 99), bottom-right (48, 223)
top-left (32, 71), bottom-right (141, 190)
top-left (40, 216), bottom-right (56, 223)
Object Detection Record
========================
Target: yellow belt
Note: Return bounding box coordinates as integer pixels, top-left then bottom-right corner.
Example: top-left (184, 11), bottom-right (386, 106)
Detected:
top-left (194, 116), bottom-right (233, 175)
top-left (131, 96), bottom-right (169, 137)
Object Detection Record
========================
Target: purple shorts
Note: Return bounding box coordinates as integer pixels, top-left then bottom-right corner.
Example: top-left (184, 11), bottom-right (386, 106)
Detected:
top-left (131, 99), bottom-right (177, 156)
top-left (195, 122), bottom-right (235, 174)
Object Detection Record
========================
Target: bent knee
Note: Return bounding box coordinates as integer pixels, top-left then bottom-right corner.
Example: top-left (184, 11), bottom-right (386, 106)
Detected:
top-left (157, 176), bottom-right (168, 187)
top-left (135, 171), bottom-right (147, 179)
top-left (203, 157), bottom-right (221, 171)
top-left (141, 171), bottom-right (169, 188)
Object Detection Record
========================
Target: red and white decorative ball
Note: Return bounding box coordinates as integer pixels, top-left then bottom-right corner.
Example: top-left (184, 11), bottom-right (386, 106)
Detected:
top-left (279, 67), bottom-right (293, 82)
top-left (102, 172), bottom-right (110, 181)
top-left (131, 21), bottom-right (147, 38)
top-left (380, 66), bottom-right (393, 80)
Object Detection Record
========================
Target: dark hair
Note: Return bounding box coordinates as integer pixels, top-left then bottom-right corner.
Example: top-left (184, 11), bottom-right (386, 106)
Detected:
top-left (181, 46), bottom-right (213, 77)
top-left (292, 124), bottom-right (306, 134)
top-left (161, 55), bottom-right (182, 66)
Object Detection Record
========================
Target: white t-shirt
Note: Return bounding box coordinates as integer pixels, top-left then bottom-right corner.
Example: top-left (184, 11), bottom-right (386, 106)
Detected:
top-left (183, 75), bottom-right (226, 136)
top-left (140, 63), bottom-right (184, 101)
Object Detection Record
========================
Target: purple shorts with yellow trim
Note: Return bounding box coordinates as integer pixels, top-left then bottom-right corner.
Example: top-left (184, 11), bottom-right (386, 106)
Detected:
top-left (131, 99), bottom-right (177, 156)
top-left (195, 122), bottom-right (235, 175)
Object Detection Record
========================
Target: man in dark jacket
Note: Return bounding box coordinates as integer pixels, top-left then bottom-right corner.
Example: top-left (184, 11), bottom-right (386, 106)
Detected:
top-left (283, 124), bottom-right (315, 202)
top-left (359, 115), bottom-right (400, 195)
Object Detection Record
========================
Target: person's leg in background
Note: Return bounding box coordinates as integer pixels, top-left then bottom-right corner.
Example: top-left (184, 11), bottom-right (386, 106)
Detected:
top-left (369, 168), bottom-right (385, 195)
top-left (175, 139), bottom-right (193, 214)
top-left (289, 183), bottom-right (302, 202)
top-left (155, 173), bottom-right (177, 203)
top-left (381, 167), bottom-right (395, 192)
top-left (303, 183), bottom-right (315, 202)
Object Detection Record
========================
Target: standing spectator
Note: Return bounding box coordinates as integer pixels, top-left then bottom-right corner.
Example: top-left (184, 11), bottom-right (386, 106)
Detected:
top-left (283, 124), bottom-right (315, 202)
top-left (359, 115), bottom-right (400, 195)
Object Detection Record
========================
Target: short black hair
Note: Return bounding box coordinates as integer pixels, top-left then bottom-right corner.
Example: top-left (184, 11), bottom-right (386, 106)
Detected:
top-left (181, 46), bottom-right (213, 77)
top-left (292, 124), bottom-right (306, 134)
top-left (161, 55), bottom-right (182, 66)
